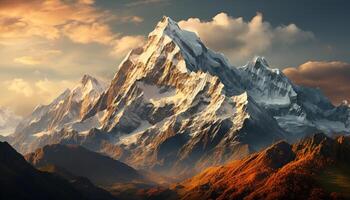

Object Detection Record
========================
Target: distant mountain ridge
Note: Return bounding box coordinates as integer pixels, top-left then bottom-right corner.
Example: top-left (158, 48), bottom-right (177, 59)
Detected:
top-left (9, 16), bottom-right (350, 177)
top-left (25, 144), bottom-right (146, 187)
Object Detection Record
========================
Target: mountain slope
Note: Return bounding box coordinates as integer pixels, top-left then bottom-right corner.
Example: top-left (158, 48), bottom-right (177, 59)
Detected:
top-left (0, 141), bottom-right (115, 200)
top-left (170, 133), bottom-right (350, 200)
top-left (25, 144), bottom-right (146, 187)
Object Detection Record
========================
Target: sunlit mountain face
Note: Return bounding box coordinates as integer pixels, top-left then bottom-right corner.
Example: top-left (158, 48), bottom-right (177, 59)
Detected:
top-left (0, 1), bottom-right (349, 200)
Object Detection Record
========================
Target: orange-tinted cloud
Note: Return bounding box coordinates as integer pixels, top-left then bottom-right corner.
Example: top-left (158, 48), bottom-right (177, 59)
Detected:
top-left (0, 0), bottom-right (145, 116)
top-left (63, 22), bottom-right (115, 44)
top-left (6, 78), bottom-right (33, 97)
top-left (14, 56), bottom-right (43, 65)
top-left (13, 49), bottom-right (62, 66)
top-left (0, 0), bottom-right (143, 46)
top-left (283, 61), bottom-right (350, 105)
top-left (2, 78), bottom-right (75, 115)
top-left (0, 0), bottom-right (104, 40)
top-left (111, 35), bottom-right (145, 56)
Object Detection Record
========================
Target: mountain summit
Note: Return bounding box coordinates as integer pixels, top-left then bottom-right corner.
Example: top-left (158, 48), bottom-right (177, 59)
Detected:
top-left (10, 17), bottom-right (350, 176)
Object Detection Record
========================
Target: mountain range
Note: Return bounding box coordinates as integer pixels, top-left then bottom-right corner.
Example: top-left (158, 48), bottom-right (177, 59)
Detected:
top-left (6, 16), bottom-right (350, 178)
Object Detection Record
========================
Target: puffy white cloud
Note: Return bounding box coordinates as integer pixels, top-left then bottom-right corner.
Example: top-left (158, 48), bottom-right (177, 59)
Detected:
top-left (179, 12), bottom-right (314, 64)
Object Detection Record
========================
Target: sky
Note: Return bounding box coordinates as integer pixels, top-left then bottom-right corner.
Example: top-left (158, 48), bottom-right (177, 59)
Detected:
top-left (0, 0), bottom-right (349, 116)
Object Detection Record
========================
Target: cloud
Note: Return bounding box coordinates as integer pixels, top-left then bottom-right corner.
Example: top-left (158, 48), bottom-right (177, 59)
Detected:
top-left (0, 0), bottom-right (143, 76)
top-left (34, 78), bottom-right (74, 100)
top-left (126, 0), bottom-right (169, 7)
top-left (111, 35), bottom-right (146, 56)
top-left (13, 49), bottom-right (62, 66)
top-left (14, 56), bottom-right (43, 65)
top-left (283, 61), bottom-right (350, 105)
top-left (120, 16), bottom-right (144, 23)
top-left (0, 0), bottom-right (146, 116)
top-left (0, 0), bottom-right (142, 46)
top-left (1, 78), bottom-right (76, 115)
top-left (78, 0), bottom-right (95, 4)
top-left (178, 12), bottom-right (314, 64)
top-left (63, 22), bottom-right (115, 44)
top-left (0, 0), bottom-right (103, 40)
top-left (6, 78), bottom-right (33, 97)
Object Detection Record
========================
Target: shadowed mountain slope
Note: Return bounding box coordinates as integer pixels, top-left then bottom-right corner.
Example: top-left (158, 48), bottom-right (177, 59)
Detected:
top-left (0, 141), bottom-right (116, 200)
top-left (25, 144), bottom-right (146, 187)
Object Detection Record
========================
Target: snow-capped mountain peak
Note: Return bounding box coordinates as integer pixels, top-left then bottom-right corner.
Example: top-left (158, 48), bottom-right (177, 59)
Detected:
top-left (240, 56), bottom-right (289, 77)
top-left (244, 56), bottom-right (281, 75)
top-left (150, 16), bottom-right (204, 58)
top-left (81, 74), bottom-right (100, 86)
top-left (71, 74), bottom-right (106, 102)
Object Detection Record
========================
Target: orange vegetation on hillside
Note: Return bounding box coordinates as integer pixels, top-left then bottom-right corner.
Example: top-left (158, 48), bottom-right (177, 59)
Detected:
top-left (171, 134), bottom-right (350, 200)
